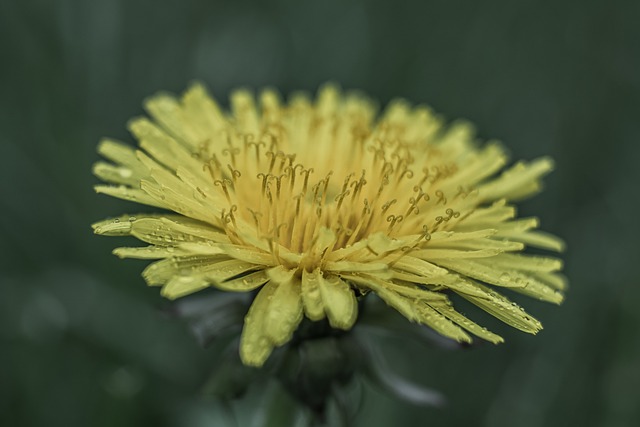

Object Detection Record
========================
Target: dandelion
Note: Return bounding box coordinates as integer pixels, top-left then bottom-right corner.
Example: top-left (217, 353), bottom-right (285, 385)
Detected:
top-left (93, 83), bottom-right (566, 367)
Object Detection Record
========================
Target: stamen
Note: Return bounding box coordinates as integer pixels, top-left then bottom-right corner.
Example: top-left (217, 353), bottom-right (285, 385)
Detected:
top-left (293, 192), bottom-right (304, 217)
top-left (386, 214), bottom-right (404, 233)
top-left (382, 161), bottom-right (394, 177)
top-left (454, 185), bottom-right (470, 199)
top-left (350, 170), bottom-right (367, 201)
top-left (264, 182), bottom-right (273, 204)
top-left (300, 167), bottom-right (314, 195)
top-left (257, 173), bottom-right (268, 195)
top-left (381, 199), bottom-right (397, 213)
top-left (335, 189), bottom-right (351, 210)
top-left (344, 199), bottom-right (372, 247)
top-left (227, 205), bottom-right (238, 227)
top-left (214, 178), bottom-right (232, 203)
top-left (245, 134), bottom-right (264, 164)
top-left (273, 173), bottom-right (286, 198)
top-left (319, 171), bottom-right (333, 206)
top-left (247, 207), bottom-right (263, 229)
top-left (387, 225), bottom-right (432, 267)
top-left (203, 160), bottom-right (219, 182)
top-left (341, 173), bottom-right (355, 194)
top-left (222, 147), bottom-right (240, 166)
top-left (287, 164), bottom-right (303, 190)
top-left (227, 164), bottom-right (241, 182)
top-left (265, 151), bottom-right (277, 173)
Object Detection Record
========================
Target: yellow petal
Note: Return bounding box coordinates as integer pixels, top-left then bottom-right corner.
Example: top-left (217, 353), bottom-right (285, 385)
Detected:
top-left (96, 138), bottom-right (143, 169)
top-left (264, 266), bottom-right (303, 346)
top-left (478, 253), bottom-right (563, 272)
top-left (413, 303), bottom-right (472, 343)
top-left (94, 185), bottom-right (165, 208)
top-left (92, 162), bottom-right (139, 186)
top-left (113, 245), bottom-right (189, 259)
top-left (218, 244), bottom-right (276, 265)
top-left (457, 281), bottom-right (542, 334)
top-left (144, 94), bottom-right (205, 147)
top-left (301, 269), bottom-right (325, 321)
top-left (178, 242), bottom-right (227, 256)
top-left (324, 260), bottom-right (389, 273)
top-left (216, 270), bottom-right (269, 292)
top-left (428, 236), bottom-right (524, 252)
top-left (366, 232), bottom-right (407, 255)
top-left (435, 259), bottom-right (540, 289)
top-left (92, 215), bottom-right (138, 236)
top-left (362, 279), bottom-right (418, 322)
top-left (240, 281), bottom-right (277, 367)
top-left (429, 229), bottom-right (497, 244)
top-left (510, 280), bottom-right (564, 304)
top-left (460, 200), bottom-right (515, 226)
top-left (142, 256), bottom-right (219, 286)
top-left (161, 275), bottom-right (209, 300)
top-left (431, 302), bottom-right (504, 344)
top-left (413, 248), bottom-right (501, 260)
top-left (497, 230), bottom-right (566, 252)
top-left (231, 89), bottom-right (260, 134)
top-left (181, 82), bottom-right (227, 134)
top-left (391, 256), bottom-right (448, 277)
top-left (318, 274), bottom-right (357, 329)
top-left (532, 271), bottom-right (568, 291)
top-left (442, 142), bottom-right (506, 188)
top-left (478, 157), bottom-right (554, 201)
top-left (201, 259), bottom-right (260, 283)
top-left (130, 217), bottom-right (228, 246)
top-left (429, 274), bottom-right (496, 299)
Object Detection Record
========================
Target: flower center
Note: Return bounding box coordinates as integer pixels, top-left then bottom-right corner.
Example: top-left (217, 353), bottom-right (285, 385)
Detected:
top-left (194, 129), bottom-right (466, 269)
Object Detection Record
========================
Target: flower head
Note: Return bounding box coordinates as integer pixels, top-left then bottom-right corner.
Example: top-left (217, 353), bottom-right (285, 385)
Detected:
top-left (93, 83), bottom-right (566, 367)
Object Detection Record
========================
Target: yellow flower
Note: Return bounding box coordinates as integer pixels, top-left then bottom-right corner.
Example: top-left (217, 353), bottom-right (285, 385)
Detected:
top-left (93, 83), bottom-right (566, 367)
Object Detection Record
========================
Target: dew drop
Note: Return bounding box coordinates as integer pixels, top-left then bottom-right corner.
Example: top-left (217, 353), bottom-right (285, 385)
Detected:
top-left (119, 169), bottom-right (133, 178)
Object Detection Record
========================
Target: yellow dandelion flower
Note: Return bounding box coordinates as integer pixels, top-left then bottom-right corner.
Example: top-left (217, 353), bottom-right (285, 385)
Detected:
top-left (93, 83), bottom-right (566, 367)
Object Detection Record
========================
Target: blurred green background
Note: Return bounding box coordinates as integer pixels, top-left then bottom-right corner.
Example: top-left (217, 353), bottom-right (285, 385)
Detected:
top-left (1, 0), bottom-right (638, 426)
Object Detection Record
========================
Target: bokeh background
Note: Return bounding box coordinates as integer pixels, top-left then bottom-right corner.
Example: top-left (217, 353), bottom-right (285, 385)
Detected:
top-left (1, 0), bottom-right (639, 426)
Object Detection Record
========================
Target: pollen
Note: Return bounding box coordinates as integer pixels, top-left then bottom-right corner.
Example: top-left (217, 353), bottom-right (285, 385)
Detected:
top-left (93, 83), bottom-right (566, 367)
